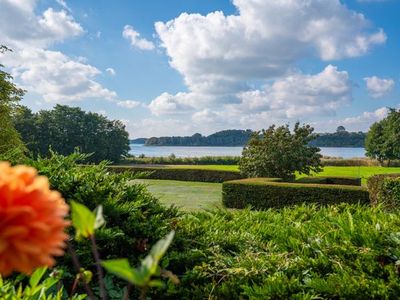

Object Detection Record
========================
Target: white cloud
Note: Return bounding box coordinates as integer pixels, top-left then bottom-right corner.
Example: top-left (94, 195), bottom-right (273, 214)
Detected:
top-left (56, 0), bottom-right (71, 12)
top-left (2, 48), bottom-right (117, 102)
top-left (155, 0), bottom-right (385, 99)
top-left (364, 76), bottom-right (395, 98)
top-left (117, 100), bottom-right (141, 109)
top-left (0, 0), bottom-right (121, 104)
top-left (148, 92), bottom-right (198, 116)
top-left (122, 25), bottom-right (155, 50)
top-left (315, 107), bottom-right (389, 132)
top-left (0, 1), bottom-right (83, 48)
top-left (106, 67), bottom-right (116, 76)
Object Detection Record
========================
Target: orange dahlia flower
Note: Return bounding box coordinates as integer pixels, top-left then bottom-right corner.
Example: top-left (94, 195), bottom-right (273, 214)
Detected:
top-left (0, 162), bottom-right (69, 276)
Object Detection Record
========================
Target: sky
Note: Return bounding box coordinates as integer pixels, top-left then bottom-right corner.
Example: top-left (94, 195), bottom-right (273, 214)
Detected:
top-left (0, 0), bottom-right (399, 138)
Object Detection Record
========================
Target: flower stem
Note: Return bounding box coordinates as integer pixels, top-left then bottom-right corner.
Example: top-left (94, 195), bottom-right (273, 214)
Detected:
top-left (89, 234), bottom-right (107, 300)
top-left (67, 241), bottom-right (95, 299)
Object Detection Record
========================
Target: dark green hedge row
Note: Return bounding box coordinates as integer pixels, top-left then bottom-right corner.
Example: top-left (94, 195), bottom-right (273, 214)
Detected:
top-left (222, 178), bottom-right (370, 209)
top-left (108, 166), bottom-right (244, 183)
top-left (367, 173), bottom-right (400, 208)
top-left (296, 176), bottom-right (361, 186)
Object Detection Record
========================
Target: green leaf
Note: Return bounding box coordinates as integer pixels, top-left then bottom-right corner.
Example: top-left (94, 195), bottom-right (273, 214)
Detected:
top-left (29, 267), bottom-right (47, 288)
top-left (71, 201), bottom-right (103, 239)
top-left (101, 259), bottom-right (144, 286)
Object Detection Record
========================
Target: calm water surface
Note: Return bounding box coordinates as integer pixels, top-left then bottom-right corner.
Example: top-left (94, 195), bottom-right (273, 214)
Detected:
top-left (129, 144), bottom-right (366, 158)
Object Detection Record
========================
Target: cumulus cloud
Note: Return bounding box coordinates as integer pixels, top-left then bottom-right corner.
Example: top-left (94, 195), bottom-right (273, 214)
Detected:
top-left (0, 0), bottom-right (120, 104)
top-left (106, 67), bottom-right (116, 76)
top-left (155, 0), bottom-right (385, 98)
top-left (56, 0), bottom-right (71, 12)
top-left (0, 0), bottom-right (83, 48)
top-left (315, 107), bottom-right (389, 132)
top-left (364, 76), bottom-right (395, 98)
top-left (117, 100), bottom-right (141, 109)
top-left (123, 25), bottom-right (155, 50)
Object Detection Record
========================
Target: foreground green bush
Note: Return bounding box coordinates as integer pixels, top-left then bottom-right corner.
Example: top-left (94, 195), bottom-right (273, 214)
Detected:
top-left (162, 205), bottom-right (400, 299)
top-left (368, 173), bottom-right (400, 208)
top-left (223, 178), bottom-right (369, 209)
top-left (26, 152), bottom-right (179, 297)
top-left (109, 166), bottom-right (243, 183)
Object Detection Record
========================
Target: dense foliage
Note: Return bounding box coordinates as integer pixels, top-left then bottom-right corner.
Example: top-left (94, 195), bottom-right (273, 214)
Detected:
top-left (136, 127), bottom-right (367, 147)
top-left (222, 178), bottom-right (369, 209)
top-left (162, 205), bottom-right (400, 299)
top-left (145, 130), bottom-right (253, 146)
top-left (366, 108), bottom-right (400, 164)
top-left (0, 46), bottom-right (26, 157)
top-left (310, 130), bottom-right (366, 147)
top-left (23, 152), bottom-right (179, 298)
top-left (109, 166), bottom-right (243, 183)
top-left (296, 176), bottom-right (361, 186)
top-left (240, 123), bottom-right (322, 179)
top-left (13, 105), bottom-right (130, 163)
top-left (367, 173), bottom-right (400, 209)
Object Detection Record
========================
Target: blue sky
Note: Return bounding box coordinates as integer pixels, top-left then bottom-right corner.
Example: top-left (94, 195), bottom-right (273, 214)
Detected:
top-left (0, 0), bottom-right (399, 137)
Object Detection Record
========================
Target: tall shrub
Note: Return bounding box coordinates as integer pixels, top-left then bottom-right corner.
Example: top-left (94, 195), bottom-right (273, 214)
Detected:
top-left (239, 122), bottom-right (322, 179)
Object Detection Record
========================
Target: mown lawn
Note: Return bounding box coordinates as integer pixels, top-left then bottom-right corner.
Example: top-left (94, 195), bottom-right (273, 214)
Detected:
top-left (167, 165), bottom-right (400, 184)
top-left (133, 179), bottom-right (222, 211)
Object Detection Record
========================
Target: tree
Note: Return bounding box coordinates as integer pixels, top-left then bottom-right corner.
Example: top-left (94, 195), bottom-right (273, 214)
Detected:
top-left (336, 126), bottom-right (346, 133)
top-left (239, 122), bottom-right (322, 180)
top-left (366, 108), bottom-right (400, 165)
top-left (0, 46), bottom-right (26, 157)
top-left (13, 105), bottom-right (130, 163)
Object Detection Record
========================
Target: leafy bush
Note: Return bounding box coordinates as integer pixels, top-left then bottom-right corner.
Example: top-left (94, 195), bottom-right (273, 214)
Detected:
top-left (25, 152), bottom-right (179, 295)
top-left (296, 176), bottom-right (361, 186)
top-left (161, 205), bottom-right (400, 299)
top-left (240, 123), bottom-right (322, 180)
top-left (367, 173), bottom-right (400, 208)
top-left (222, 178), bottom-right (369, 209)
top-left (108, 166), bottom-right (243, 183)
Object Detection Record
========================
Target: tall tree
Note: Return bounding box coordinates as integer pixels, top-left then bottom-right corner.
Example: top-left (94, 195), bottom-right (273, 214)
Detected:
top-left (239, 123), bottom-right (322, 180)
top-left (13, 104), bottom-right (130, 163)
top-left (0, 46), bottom-right (26, 157)
top-left (366, 108), bottom-right (400, 165)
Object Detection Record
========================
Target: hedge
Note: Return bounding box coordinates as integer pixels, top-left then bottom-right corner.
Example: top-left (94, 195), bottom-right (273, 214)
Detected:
top-left (296, 176), bottom-right (361, 186)
top-left (223, 178), bottom-right (370, 209)
top-left (108, 166), bottom-right (244, 183)
top-left (367, 173), bottom-right (400, 208)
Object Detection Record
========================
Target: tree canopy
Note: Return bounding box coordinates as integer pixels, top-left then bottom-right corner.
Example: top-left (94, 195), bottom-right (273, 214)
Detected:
top-left (239, 123), bottom-right (322, 179)
top-left (13, 105), bottom-right (130, 163)
top-left (365, 108), bottom-right (400, 164)
top-left (0, 45), bottom-right (26, 157)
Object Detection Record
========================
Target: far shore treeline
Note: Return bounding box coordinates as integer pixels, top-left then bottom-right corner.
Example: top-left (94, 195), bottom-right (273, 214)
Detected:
top-left (132, 127), bottom-right (366, 148)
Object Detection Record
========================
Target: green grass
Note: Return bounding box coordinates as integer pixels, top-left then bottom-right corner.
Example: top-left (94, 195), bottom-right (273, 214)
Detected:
top-left (133, 179), bottom-right (222, 211)
top-left (166, 165), bottom-right (400, 184)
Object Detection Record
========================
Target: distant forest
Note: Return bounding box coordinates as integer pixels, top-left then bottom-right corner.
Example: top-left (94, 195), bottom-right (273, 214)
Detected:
top-left (131, 127), bottom-right (367, 148)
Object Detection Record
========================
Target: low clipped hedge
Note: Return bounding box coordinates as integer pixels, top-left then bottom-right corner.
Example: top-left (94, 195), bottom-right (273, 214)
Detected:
top-left (296, 176), bottom-right (361, 186)
top-left (108, 166), bottom-right (244, 183)
top-left (223, 178), bottom-right (370, 209)
top-left (367, 173), bottom-right (400, 208)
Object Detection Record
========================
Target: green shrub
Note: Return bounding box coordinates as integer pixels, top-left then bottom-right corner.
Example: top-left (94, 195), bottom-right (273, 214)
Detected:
top-left (26, 152), bottom-right (179, 296)
top-left (160, 205), bottom-right (400, 299)
top-left (367, 173), bottom-right (400, 208)
top-left (222, 178), bottom-right (369, 209)
top-left (296, 176), bottom-right (361, 186)
top-left (322, 158), bottom-right (400, 167)
top-left (108, 166), bottom-right (243, 183)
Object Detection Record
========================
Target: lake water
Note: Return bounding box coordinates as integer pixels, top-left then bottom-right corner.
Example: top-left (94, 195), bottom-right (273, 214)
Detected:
top-left (129, 144), bottom-right (366, 158)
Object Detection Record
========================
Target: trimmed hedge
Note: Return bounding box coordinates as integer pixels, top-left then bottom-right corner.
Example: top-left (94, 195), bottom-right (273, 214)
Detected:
top-left (296, 176), bottom-right (361, 186)
top-left (108, 166), bottom-right (244, 183)
top-left (367, 173), bottom-right (400, 207)
top-left (322, 158), bottom-right (400, 167)
top-left (223, 178), bottom-right (370, 209)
